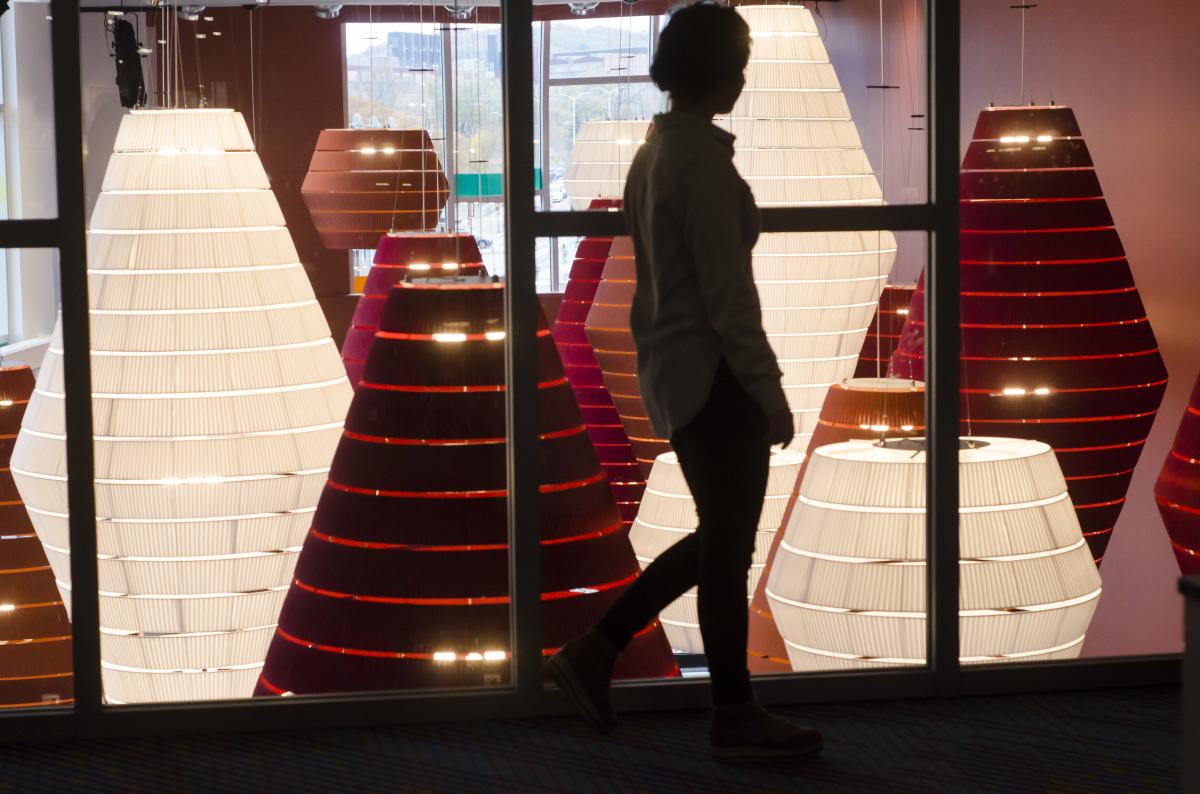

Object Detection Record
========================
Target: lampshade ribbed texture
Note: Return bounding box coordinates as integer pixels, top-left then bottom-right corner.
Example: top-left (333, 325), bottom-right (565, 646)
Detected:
top-left (11, 108), bottom-right (353, 704)
top-left (563, 120), bottom-right (651, 211)
top-left (584, 4), bottom-right (895, 465)
top-left (746, 377), bottom-right (925, 672)
top-left (255, 278), bottom-right (677, 695)
top-left (551, 198), bottom-right (645, 530)
top-left (890, 105), bottom-right (1169, 564)
top-left (302, 128), bottom-right (449, 249)
top-left (342, 233), bottom-right (484, 387)
top-left (630, 450), bottom-right (804, 653)
top-left (0, 366), bottom-right (73, 709)
top-left (1155, 372), bottom-right (1200, 574)
top-left (767, 437), bottom-right (1101, 670)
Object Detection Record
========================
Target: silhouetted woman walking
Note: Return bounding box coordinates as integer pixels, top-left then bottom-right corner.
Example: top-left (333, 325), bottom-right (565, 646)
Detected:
top-left (548, 2), bottom-right (823, 760)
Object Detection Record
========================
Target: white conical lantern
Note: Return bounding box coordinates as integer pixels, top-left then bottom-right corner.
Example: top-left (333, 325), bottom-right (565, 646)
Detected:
top-left (629, 450), bottom-right (804, 653)
top-left (733, 5), bottom-right (895, 447)
top-left (11, 108), bottom-right (353, 704)
top-left (766, 437), bottom-right (1102, 671)
top-left (563, 119), bottom-right (651, 210)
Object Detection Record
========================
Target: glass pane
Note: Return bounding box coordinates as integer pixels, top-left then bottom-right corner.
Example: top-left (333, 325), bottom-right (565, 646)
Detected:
top-left (544, 228), bottom-right (928, 679)
top-left (1, 3), bottom-right (57, 219)
top-left (955, 2), bottom-right (1190, 663)
top-left (548, 16), bottom-right (654, 81)
top-left (4, 248), bottom-right (74, 711)
top-left (69, 5), bottom-right (516, 703)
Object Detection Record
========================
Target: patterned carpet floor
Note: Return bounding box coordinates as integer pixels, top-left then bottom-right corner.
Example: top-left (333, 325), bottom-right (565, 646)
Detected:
top-left (0, 686), bottom-right (1179, 793)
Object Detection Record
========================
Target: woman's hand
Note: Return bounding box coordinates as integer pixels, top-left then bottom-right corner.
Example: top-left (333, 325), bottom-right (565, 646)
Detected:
top-left (768, 409), bottom-right (796, 449)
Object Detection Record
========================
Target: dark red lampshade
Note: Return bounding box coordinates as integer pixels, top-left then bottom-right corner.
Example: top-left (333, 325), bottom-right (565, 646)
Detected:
top-left (551, 200), bottom-right (645, 530)
top-left (890, 105), bottom-right (1168, 565)
top-left (342, 233), bottom-right (484, 388)
top-left (0, 366), bottom-right (73, 708)
top-left (1155, 372), bottom-right (1200, 574)
top-left (255, 277), bottom-right (677, 695)
top-left (584, 235), bottom-right (671, 478)
top-left (746, 378), bottom-right (925, 673)
top-left (854, 284), bottom-right (916, 380)
top-left (302, 129), bottom-right (450, 250)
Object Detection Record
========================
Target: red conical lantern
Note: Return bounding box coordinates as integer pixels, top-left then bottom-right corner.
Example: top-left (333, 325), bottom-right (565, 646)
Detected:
top-left (551, 200), bottom-right (645, 530)
top-left (0, 366), bottom-right (73, 708)
top-left (256, 277), bottom-right (677, 695)
top-left (890, 105), bottom-right (1168, 564)
top-left (302, 129), bottom-right (450, 250)
top-left (342, 233), bottom-right (484, 387)
top-left (854, 284), bottom-right (916, 380)
top-left (746, 377), bottom-right (925, 673)
top-left (1156, 372), bottom-right (1200, 574)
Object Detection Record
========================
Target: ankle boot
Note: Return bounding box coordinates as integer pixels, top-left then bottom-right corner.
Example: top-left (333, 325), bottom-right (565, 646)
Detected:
top-left (546, 629), bottom-right (619, 734)
top-left (710, 701), bottom-right (824, 760)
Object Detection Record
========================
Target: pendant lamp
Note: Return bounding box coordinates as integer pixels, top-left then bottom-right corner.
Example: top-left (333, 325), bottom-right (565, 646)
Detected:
top-left (629, 450), bottom-right (804, 653)
top-left (1155, 371), bottom-right (1200, 574)
top-left (255, 276), bottom-right (677, 695)
top-left (302, 128), bottom-right (449, 250)
top-left (551, 198), bottom-right (645, 530)
top-left (890, 105), bottom-right (1169, 564)
top-left (584, 4), bottom-right (895, 467)
top-left (746, 377), bottom-right (925, 672)
top-left (0, 366), bottom-right (73, 709)
top-left (563, 120), bottom-right (649, 211)
top-left (342, 233), bottom-right (484, 388)
top-left (11, 108), bottom-right (353, 703)
top-left (767, 437), bottom-right (1102, 670)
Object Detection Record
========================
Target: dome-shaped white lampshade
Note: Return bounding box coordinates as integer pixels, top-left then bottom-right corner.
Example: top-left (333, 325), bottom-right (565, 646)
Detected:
top-left (630, 450), bottom-right (805, 653)
top-left (563, 119), bottom-right (651, 210)
top-left (11, 108), bottom-right (353, 704)
top-left (766, 437), bottom-right (1102, 670)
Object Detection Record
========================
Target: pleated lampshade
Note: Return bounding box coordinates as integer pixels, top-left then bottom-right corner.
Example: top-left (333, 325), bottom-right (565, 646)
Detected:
top-left (551, 198), bottom-right (645, 530)
top-left (342, 233), bottom-right (484, 387)
top-left (583, 4), bottom-right (896, 468)
top-left (890, 105), bottom-right (1169, 564)
top-left (746, 377), bottom-right (925, 672)
top-left (0, 366), bottom-right (73, 709)
top-left (563, 120), bottom-right (650, 211)
top-left (255, 276), bottom-right (677, 695)
top-left (302, 128), bottom-right (450, 249)
top-left (1155, 371), bottom-right (1200, 574)
top-left (11, 108), bottom-right (353, 703)
top-left (629, 450), bottom-right (804, 653)
top-left (767, 437), bottom-right (1102, 670)
top-left (854, 284), bottom-right (916, 379)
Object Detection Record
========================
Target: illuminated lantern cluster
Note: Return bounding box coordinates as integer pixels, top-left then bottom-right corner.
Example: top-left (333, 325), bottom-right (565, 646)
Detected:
top-left (767, 437), bottom-right (1101, 670)
top-left (1155, 372), bottom-right (1200, 574)
top-left (256, 277), bottom-right (677, 695)
top-left (629, 450), bottom-right (804, 653)
top-left (891, 105), bottom-right (1169, 564)
top-left (12, 108), bottom-right (353, 703)
top-left (0, 367), bottom-right (73, 709)
top-left (342, 233), bottom-right (484, 387)
top-left (746, 377), bottom-right (925, 672)
top-left (302, 128), bottom-right (449, 250)
top-left (855, 285), bottom-right (916, 379)
top-left (551, 199), bottom-right (644, 529)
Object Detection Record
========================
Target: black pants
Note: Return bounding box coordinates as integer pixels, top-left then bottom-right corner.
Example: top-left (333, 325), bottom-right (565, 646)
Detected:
top-left (596, 359), bottom-right (771, 706)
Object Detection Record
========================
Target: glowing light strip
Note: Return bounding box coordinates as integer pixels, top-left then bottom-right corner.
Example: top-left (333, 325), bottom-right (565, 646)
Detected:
top-left (77, 581), bottom-right (290, 600)
top-left (101, 661), bottom-right (264, 674)
top-left (101, 624), bottom-right (276, 638)
top-left (37, 375), bottom-right (348, 400)
top-left (89, 298), bottom-right (318, 316)
top-left (13, 465), bottom-right (329, 486)
top-left (765, 586), bottom-right (1101, 618)
top-left (778, 536), bottom-right (1087, 565)
top-left (782, 634), bottom-right (1086, 664)
top-left (359, 376), bottom-right (567, 394)
top-left (46, 544), bottom-right (302, 562)
top-left (51, 337), bottom-right (336, 358)
top-left (342, 425), bottom-right (583, 446)
top-left (292, 570), bottom-right (637, 606)
top-left (272, 627), bottom-right (500, 662)
top-left (24, 421), bottom-right (344, 444)
top-left (88, 262), bottom-right (302, 275)
top-left (26, 505), bottom-right (316, 524)
top-left (797, 490), bottom-right (1070, 515)
top-left (309, 520), bottom-right (622, 552)
top-left (325, 471), bottom-right (604, 500)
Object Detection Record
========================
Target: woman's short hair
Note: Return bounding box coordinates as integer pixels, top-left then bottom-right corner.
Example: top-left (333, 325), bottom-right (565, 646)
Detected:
top-left (650, 2), bottom-right (751, 99)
